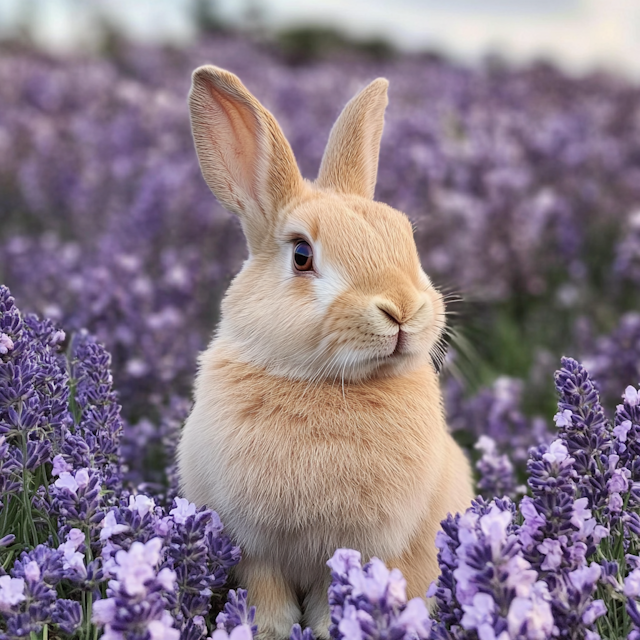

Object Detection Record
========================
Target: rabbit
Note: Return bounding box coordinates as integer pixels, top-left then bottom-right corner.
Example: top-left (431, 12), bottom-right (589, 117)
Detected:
top-left (177, 65), bottom-right (474, 640)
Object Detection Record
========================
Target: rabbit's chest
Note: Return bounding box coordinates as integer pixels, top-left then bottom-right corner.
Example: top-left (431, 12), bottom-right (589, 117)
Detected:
top-left (212, 384), bottom-right (439, 543)
top-left (180, 353), bottom-right (447, 557)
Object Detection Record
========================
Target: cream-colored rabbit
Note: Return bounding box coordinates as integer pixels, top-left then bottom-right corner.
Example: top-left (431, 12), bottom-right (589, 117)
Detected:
top-left (177, 66), bottom-right (473, 639)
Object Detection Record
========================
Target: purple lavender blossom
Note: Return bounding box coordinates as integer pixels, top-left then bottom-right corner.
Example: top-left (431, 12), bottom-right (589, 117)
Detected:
top-left (215, 590), bottom-right (256, 636)
top-left (474, 435), bottom-right (519, 499)
top-left (93, 538), bottom-right (179, 640)
top-left (327, 548), bottom-right (432, 640)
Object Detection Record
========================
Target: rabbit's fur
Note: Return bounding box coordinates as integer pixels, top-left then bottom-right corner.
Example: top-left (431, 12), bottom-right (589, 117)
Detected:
top-left (178, 66), bottom-right (473, 640)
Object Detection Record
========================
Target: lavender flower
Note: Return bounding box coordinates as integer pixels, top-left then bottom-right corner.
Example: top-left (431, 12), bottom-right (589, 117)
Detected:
top-left (93, 538), bottom-right (179, 640)
top-left (327, 549), bottom-right (432, 640)
top-left (215, 590), bottom-right (256, 636)
top-left (474, 435), bottom-right (518, 499)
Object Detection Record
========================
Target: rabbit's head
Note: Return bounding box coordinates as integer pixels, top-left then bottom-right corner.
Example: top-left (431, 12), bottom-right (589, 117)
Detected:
top-left (189, 66), bottom-right (445, 383)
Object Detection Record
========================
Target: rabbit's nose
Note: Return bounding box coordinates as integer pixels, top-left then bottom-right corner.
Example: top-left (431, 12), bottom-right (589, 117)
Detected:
top-left (376, 300), bottom-right (404, 325)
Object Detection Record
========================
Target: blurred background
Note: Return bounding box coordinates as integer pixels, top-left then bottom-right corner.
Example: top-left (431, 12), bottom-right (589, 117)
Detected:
top-left (1, 0), bottom-right (640, 493)
top-left (2, 0), bottom-right (640, 76)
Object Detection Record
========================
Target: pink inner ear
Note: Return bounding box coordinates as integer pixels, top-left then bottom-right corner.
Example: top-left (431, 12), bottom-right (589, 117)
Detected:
top-left (202, 82), bottom-right (260, 208)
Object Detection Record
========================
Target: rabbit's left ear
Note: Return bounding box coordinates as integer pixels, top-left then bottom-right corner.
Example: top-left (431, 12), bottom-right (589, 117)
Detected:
top-left (189, 65), bottom-right (304, 253)
top-left (316, 78), bottom-right (389, 200)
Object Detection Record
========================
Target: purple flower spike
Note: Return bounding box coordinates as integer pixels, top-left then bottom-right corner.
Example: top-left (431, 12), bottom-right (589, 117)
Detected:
top-left (289, 623), bottom-right (316, 640)
top-left (216, 589), bottom-right (256, 636)
top-left (475, 435), bottom-right (518, 499)
top-left (327, 548), bottom-right (432, 640)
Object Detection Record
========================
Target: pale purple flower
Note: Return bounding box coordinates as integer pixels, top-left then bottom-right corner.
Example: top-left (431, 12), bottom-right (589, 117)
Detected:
top-left (609, 493), bottom-right (623, 512)
top-left (568, 541), bottom-right (588, 567)
top-left (75, 468), bottom-right (90, 489)
top-left (153, 516), bottom-right (173, 537)
top-left (327, 548), bottom-right (432, 639)
top-left (169, 497), bottom-right (196, 524)
top-left (337, 605), bottom-right (364, 640)
top-left (395, 598), bottom-right (432, 636)
top-left (156, 568), bottom-right (177, 592)
top-left (624, 569), bottom-right (640, 597)
top-left (126, 358), bottom-right (148, 378)
top-left (58, 528), bottom-right (86, 577)
top-left (128, 494), bottom-right (156, 517)
top-left (608, 469), bottom-right (630, 493)
top-left (507, 583), bottom-right (554, 640)
top-left (537, 538), bottom-right (564, 571)
top-left (0, 332), bottom-right (14, 354)
top-left (582, 600), bottom-right (606, 625)
top-left (92, 598), bottom-right (117, 625)
top-left (475, 435), bottom-right (498, 456)
top-left (553, 409), bottom-right (573, 428)
top-left (51, 454), bottom-right (72, 476)
top-left (571, 497), bottom-right (592, 531)
top-left (505, 554), bottom-right (539, 599)
top-left (113, 538), bottom-right (164, 596)
top-left (327, 548), bottom-right (362, 575)
top-left (519, 497), bottom-right (546, 549)
top-left (54, 471), bottom-right (79, 495)
top-left (613, 420), bottom-right (632, 442)
top-left (0, 576), bottom-right (26, 612)
top-left (592, 525), bottom-right (610, 544)
top-left (212, 625), bottom-right (255, 640)
top-left (24, 561), bottom-right (41, 582)
top-left (542, 439), bottom-right (570, 464)
top-left (461, 592), bottom-right (495, 631)
top-left (480, 505), bottom-right (512, 553)
top-left (102, 628), bottom-right (124, 640)
top-left (625, 385), bottom-right (639, 407)
top-left (100, 510), bottom-right (130, 541)
top-left (349, 558), bottom-right (406, 606)
top-left (148, 612), bottom-right (180, 640)
top-left (569, 563), bottom-right (602, 592)
top-left (192, 616), bottom-right (206, 630)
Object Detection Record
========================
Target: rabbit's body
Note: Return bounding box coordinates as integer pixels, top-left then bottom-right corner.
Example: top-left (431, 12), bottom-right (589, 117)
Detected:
top-left (178, 66), bottom-right (473, 639)
top-left (181, 339), bottom-right (471, 637)
top-left (181, 338), bottom-right (470, 570)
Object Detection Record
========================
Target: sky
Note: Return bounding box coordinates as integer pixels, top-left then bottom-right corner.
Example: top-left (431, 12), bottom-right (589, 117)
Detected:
top-left (1, 0), bottom-right (639, 78)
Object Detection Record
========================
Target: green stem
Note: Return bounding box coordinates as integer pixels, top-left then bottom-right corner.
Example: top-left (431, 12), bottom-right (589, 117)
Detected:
top-left (85, 591), bottom-right (93, 640)
top-left (20, 431), bottom-right (38, 548)
top-left (84, 529), bottom-right (95, 640)
top-left (0, 492), bottom-right (12, 537)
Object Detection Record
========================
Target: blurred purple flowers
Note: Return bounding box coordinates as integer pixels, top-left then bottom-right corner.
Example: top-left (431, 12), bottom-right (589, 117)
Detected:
top-left (2, 34), bottom-right (640, 487)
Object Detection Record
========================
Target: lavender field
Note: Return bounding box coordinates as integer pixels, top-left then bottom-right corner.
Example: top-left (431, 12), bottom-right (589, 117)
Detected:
top-left (2, 33), bottom-right (640, 639)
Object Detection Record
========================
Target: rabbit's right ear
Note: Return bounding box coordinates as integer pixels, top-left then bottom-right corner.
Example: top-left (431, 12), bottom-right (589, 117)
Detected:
top-left (316, 78), bottom-right (388, 200)
top-left (189, 66), bottom-right (304, 252)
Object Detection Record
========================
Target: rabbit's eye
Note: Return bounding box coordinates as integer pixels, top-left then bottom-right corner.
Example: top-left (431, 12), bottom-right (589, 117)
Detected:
top-left (293, 241), bottom-right (313, 272)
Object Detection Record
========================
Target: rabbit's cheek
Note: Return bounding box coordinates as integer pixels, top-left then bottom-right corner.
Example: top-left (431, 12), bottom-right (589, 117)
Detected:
top-left (311, 264), bottom-right (348, 316)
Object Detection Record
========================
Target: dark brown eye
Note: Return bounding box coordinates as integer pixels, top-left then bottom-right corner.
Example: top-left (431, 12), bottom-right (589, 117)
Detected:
top-left (293, 241), bottom-right (313, 272)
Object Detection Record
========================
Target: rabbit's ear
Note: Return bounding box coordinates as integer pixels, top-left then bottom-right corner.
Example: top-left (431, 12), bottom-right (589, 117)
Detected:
top-left (189, 66), bottom-right (304, 250)
top-left (316, 78), bottom-right (389, 200)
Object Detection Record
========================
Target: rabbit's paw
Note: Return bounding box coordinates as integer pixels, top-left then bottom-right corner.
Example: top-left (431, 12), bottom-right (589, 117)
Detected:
top-left (238, 558), bottom-right (302, 640)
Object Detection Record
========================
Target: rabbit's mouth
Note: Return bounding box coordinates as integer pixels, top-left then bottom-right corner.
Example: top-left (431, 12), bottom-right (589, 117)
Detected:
top-left (391, 330), bottom-right (407, 356)
top-left (384, 330), bottom-right (408, 359)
